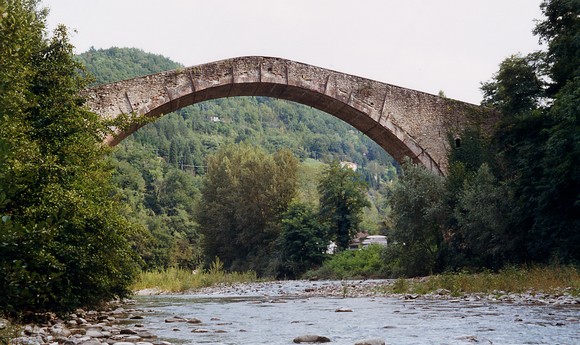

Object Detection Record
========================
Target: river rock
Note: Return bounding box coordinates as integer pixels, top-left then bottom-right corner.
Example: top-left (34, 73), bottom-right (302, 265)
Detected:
top-left (51, 324), bottom-right (71, 337)
top-left (24, 325), bottom-right (41, 336)
top-left (354, 338), bottom-right (385, 345)
top-left (137, 330), bottom-right (157, 339)
top-left (186, 318), bottom-right (202, 324)
top-left (10, 336), bottom-right (43, 345)
top-left (293, 335), bottom-right (331, 343)
top-left (335, 307), bottom-right (353, 312)
top-left (403, 294), bottom-right (419, 300)
top-left (112, 343), bottom-right (135, 345)
top-left (70, 328), bottom-right (87, 335)
top-left (164, 316), bottom-right (186, 323)
top-left (120, 329), bottom-right (138, 335)
top-left (85, 329), bottom-right (105, 338)
top-left (191, 328), bottom-right (210, 333)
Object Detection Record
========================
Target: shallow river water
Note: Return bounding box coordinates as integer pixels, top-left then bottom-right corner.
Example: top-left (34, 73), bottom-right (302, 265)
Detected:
top-left (133, 281), bottom-right (580, 345)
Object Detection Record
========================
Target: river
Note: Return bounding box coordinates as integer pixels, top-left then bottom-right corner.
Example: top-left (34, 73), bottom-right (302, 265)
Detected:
top-left (132, 280), bottom-right (580, 345)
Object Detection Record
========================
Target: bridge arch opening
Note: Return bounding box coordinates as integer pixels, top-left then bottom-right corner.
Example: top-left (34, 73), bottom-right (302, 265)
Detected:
top-left (127, 95), bottom-right (398, 176)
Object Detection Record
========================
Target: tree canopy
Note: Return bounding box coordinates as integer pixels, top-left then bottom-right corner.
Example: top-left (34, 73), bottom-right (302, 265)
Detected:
top-left (318, 162), bottom-right (371, 251)
top-left (0, 0), bottom-right (138, 314)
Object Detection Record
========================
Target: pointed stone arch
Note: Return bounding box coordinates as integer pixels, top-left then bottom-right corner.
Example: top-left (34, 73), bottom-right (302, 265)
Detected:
top-left (83, 56), bottom-right (494, 175)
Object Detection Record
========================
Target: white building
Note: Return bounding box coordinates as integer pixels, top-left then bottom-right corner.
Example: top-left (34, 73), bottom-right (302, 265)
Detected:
top-left (361, 235), bottom-right (388, 247)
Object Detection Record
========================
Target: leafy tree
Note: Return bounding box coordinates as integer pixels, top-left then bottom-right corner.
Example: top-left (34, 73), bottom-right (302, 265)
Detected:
top-left (196, 144), bottom-right (298, 274)
top-left (0, 0), bottom-right (138, 314)
top-left (387, 160), bottom-right (447, 276)
top-left (530, 78), bottom-right (580, 261)
top-left (533, 0), bottom-right (580, 94)
top-left (480, 53), bottom-right (545, 116)
top-left (276, 202), bottom-right (329, 279)
top-left (111, 143), bottom-right (203, 270)
top-left (318, 161), bottom-right (370, 251)
top-left (454, 164), bottom-right (517, 268)
top-left (469, 0), bottom-right (579, 265)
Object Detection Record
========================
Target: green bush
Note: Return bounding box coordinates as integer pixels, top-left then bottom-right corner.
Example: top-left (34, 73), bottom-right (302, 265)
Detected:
top-left (305, 245), bottom-right (387, 279)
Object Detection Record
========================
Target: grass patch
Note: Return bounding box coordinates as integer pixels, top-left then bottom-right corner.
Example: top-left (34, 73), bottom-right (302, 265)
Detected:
top-left (131, 258), bottom-right (261, 293)
top-left (0, 322), bottom-right (21, 344)
top-left (378, 265), bottom-right (580, 296)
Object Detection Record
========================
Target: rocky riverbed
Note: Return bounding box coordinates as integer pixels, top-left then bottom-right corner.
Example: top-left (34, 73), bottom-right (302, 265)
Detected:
top-left (1, 302), bottom-right (164, 345)
top-left (4, 280), bottom-right (579, 345)
top-left (139, 279), bottom-right (580, 306)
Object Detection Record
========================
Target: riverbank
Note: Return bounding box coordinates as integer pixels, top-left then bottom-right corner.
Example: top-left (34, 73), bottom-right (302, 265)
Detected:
top-left (3, 278), bottom-right (579, 345)
top-left (1, 301), bottom-right (165, 345)
top-left (138, 278), bottom-right (580, 306)
top-left (131, 265), bottom-right (580, 298)
top-left (134, 265), bottom-right (580, 305)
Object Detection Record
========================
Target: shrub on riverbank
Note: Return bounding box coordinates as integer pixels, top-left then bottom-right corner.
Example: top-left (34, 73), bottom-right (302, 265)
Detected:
top-left (384, 265), bottom-right (580, 296)
top-left (132, 259), bottom-right (260, 292)
top-left (303, 245), bottom-right (388, 280)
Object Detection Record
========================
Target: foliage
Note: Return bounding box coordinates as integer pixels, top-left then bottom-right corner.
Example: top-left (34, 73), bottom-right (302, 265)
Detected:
top-left (533, 0), bottom-right (580, 94)
top-left (528, 77), bottom-right (580, 261)
top-left (304, 245), bottom-right (387, 280)
top-left (454, 164), bottom-right (516, 268)
top-left (196, 144), bottom-right (298, 275)
top-left (479, 0), bottom-right (579, 264)
top-left (379, 265), bottom-right (580, 296)
top-left (386, 159), bottom-right (447, 276)
top-left (76, 47), bottom-right (182, 86)
top-left (318, 161), bottom-right (371, 250)
top-left (381, 0), bottom-right (579, 277)
top-left (480, 53), bottom-right (545, 115)
top-left (76, 47), bottom-right (397, 270)
top-left (0, 0), bottom-right (138, 314)
top-left (276, 202), bottom-right (329, 279)
top-left (131, 258), bottom-right (260, 293)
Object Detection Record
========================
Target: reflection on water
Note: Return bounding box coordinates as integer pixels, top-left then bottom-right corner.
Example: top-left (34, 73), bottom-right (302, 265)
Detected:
top-left (133, 282), bottom-right (580, 345)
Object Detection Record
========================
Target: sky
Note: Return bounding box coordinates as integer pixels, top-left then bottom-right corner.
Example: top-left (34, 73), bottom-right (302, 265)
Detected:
top-left (41, 0), bottom-right (545, 105)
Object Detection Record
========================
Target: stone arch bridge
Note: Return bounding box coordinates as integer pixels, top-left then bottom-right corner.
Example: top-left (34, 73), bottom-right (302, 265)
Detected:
top-left (84, 56), bottom-right (494, 175)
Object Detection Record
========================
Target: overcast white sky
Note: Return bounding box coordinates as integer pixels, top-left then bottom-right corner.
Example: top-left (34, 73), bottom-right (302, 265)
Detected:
top-left (41, 0), bottom-right (544, 104)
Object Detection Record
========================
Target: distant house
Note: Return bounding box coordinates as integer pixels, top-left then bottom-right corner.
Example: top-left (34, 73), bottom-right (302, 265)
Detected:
top-left (361, 235), bottom-right (388, 247)
top-left (340, 161), bottom-right (358, 171)
top-left (348, 232), bottom-right (369, 250)
top-left (209, 116), bottom-right (221, 122)
top-left (348, 233), bottom-right (388, 250)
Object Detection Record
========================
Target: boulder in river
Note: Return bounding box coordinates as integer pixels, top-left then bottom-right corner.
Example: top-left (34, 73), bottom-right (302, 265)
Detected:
top-left (164, 316), bottom-right (187, 323)
top-left (335, 307), bottom-right (353, 312)
top-left (293, 334), bottom-right (331, 343)
top-left (191, 328), bottom-right (210, 333)
top-left (120, 328), bottom-right (138, 335)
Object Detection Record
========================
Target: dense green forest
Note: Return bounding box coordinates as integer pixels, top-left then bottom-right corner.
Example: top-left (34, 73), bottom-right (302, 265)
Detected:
top-left (76, 46), bottom-right (397, 273)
